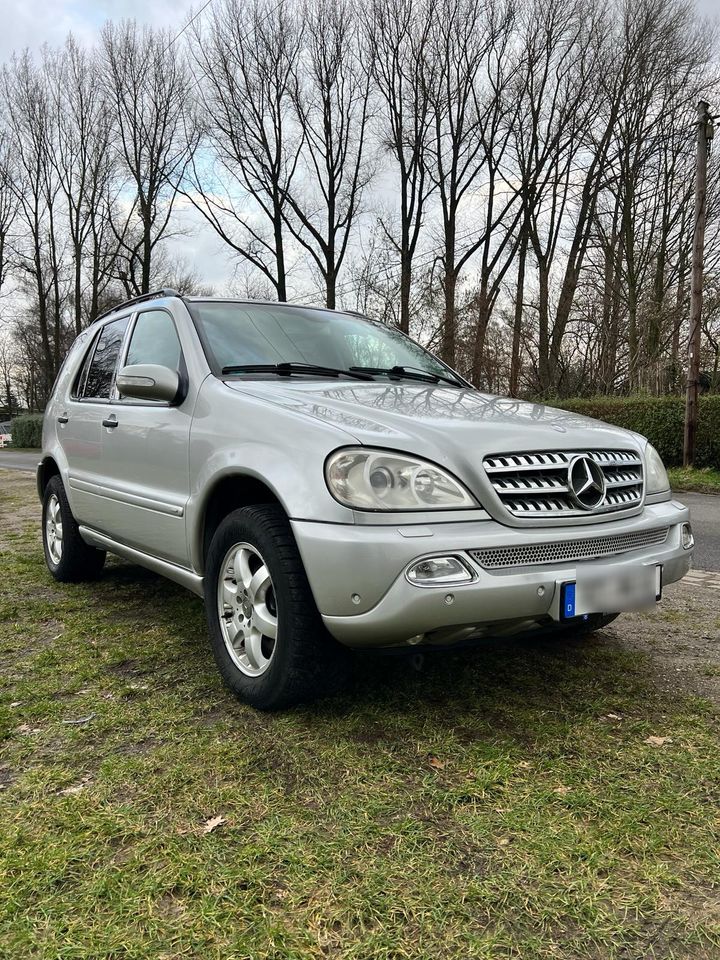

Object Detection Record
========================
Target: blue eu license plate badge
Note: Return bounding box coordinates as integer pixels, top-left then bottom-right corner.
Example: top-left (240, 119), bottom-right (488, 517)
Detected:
top-left (561, 582), bottom-right (576, 619)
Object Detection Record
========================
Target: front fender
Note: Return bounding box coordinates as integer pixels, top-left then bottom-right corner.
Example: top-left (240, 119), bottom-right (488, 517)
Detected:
top-left (186, 378), bottom-right (357, 572)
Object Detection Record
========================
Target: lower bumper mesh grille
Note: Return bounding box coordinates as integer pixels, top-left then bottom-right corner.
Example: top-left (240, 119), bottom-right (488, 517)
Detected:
top-left (468, 527), bottom-right (669, 570)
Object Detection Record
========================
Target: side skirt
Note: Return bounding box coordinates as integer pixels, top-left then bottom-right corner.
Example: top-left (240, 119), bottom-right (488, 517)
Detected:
top-left (78, 526), bottom-right (204, 597)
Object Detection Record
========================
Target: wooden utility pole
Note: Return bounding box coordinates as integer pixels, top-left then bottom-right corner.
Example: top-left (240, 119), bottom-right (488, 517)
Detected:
top-left (683, 100), bottom-right (713, 466)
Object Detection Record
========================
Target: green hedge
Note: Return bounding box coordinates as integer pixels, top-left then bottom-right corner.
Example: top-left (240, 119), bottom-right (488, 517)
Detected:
top-left (10, 414), bottom-right (44, 449)
top-left (555, 395), bottom-right (720, 468)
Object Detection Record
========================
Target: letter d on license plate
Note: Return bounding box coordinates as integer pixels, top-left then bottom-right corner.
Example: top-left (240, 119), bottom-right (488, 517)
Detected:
top-left (560, 565), bottom-right (662, 620)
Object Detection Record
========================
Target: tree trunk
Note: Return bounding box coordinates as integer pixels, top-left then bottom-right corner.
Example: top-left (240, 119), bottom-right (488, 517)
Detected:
top-left (141, 207), bottom-right (152, 294)
top-left (536, 257), bottom-right (552, 393)
top-left (442, 269), bottom-right (456, 368)
top-left (471, 281), bottom-right (490, 387)
top-left (274, 197), bottom-right (287, 302)
top-left (509, 229), bottom-right (527, 398)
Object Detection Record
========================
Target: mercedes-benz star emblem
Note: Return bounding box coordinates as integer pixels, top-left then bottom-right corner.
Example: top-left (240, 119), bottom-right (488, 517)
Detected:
top-left (567, 455), bottom-right (606, 510)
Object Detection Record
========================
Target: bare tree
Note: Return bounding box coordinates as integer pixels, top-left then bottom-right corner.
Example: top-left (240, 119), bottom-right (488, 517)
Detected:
top-left (0, 334), bottom-right (18, 416)
top-left (425, 0), bottom-right (516, 368)
top-left (0, 130), bottom-right (17, 301)
top-left (2, 52), bottom-right (67, 397)
top-left (283, 0), bottom-right (373, 308)
top-left (46, 37), bottom-right (123, 332)
top-left (512, 0), bottom-right (611, 394)
top-left (188, 0), bottom-right (303, 302)
top-left (363, 0), bottom-right (435, 332)
top-left (101, 20), bottom-right (199, 295)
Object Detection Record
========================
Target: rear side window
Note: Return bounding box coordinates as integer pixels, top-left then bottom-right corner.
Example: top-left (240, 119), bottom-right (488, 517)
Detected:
top-left (71, 332), bottom-right (100, 399)
top-left (126, 310), bottom-right (182, 370)
top-left (82, 317), bottom-right (129, 399)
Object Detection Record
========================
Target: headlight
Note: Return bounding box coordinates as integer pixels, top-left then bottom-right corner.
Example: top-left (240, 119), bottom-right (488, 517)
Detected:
top-left (325, 448), bottom-right (476, 511)
top-left (644, 443), bottom-right (670, 495)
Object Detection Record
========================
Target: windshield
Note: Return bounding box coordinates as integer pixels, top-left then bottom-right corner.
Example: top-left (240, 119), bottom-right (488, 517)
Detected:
top-left (190, 301), bottom-right (459, 382)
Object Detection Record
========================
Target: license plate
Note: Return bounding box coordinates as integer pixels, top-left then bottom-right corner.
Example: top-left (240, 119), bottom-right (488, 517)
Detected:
top-left (560, 565), bottom-right (662, 620)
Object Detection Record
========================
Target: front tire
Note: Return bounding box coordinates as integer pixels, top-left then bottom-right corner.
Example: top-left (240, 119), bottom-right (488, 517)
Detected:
top-left (42, 476), bottom-right (106, 582)
top-left (204, 504), bottom-right (350, 710)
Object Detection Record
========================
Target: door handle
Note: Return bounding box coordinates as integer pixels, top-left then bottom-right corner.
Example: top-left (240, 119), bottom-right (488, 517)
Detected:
top-left (57, 414), bottom-right (69, 424)
top-left (102, 417), bottom-right (119, 429)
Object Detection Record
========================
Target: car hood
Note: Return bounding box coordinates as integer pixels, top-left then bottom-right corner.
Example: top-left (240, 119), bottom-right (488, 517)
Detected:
top-left (225, 379), bottom-right (644, 462)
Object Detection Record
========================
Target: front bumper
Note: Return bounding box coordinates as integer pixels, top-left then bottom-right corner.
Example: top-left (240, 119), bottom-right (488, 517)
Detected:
top-left (291, 499), bottom-right (692, 648)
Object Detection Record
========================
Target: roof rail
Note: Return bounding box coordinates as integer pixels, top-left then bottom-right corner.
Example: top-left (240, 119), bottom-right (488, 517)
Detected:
top-left (92, 288), bottom-right (183, 324)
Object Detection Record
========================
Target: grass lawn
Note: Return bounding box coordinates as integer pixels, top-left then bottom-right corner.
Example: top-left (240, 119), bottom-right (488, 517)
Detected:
top-left (668, 466), bottom-right (720, 495)
top-left (1, 468), bottom-right (719, 959)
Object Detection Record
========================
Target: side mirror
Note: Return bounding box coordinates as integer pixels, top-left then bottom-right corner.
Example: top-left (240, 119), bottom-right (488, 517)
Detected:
top-left (116, 364), bottom-right (181, 404)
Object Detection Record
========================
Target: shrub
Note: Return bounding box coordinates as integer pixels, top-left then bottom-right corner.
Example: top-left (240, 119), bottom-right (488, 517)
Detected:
top-left (553, 395), bottom-right (720, 468)
top-left (10, 414), bottom-right (44, 449)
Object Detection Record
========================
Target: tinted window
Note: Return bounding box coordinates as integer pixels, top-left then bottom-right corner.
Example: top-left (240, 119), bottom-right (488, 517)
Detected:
top-left (83, 317), bottom-right (129, 399)
top-left (72, 332), bottom-right (101, 399)
top-left (126, 310), bottom-right (182, 371)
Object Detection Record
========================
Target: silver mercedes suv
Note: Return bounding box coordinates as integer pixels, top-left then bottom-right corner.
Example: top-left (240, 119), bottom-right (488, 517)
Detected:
top-left (39, 290), bottom-right (694, 708)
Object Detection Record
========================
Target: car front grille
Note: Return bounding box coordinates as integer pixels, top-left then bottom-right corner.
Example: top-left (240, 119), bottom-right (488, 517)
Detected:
top-left (468, 526), bottom-right (668, 570)
top-left (483, 449), bottom-right (644, 519)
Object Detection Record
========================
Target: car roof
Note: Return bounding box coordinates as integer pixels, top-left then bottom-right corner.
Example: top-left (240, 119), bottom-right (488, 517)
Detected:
top-left (93, 290), bottom-right (367, 325)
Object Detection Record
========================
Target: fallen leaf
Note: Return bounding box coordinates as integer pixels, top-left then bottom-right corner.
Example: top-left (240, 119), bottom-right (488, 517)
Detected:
top-left (497, 837), bottom-right (511, 846)
top-left (202, 815), bottom-right (227, 835)
top-left (57, 775), bottom-right (93, 796)
top-left (427, 755), bottom-right (445, 770)
top-left (553, 785), bottom-right (571, 795)
top-left (16, 723), bottom-right (41, 735)
top-left (60, 783), bottom-right (89, 796)
top-left (62, 713), bottom-right (95, 725)
top-left (644, 735), bottom-right (673, 747)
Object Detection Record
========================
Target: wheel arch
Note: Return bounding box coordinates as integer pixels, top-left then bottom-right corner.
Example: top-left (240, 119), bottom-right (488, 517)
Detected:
top-left (37, 456), bottom-right (62, 501)
top-left (197, 473), bottom-right (285, 573)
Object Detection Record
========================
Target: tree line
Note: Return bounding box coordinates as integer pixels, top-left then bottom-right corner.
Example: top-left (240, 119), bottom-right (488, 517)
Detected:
top-left (0, 0), bottom-right (718, 413)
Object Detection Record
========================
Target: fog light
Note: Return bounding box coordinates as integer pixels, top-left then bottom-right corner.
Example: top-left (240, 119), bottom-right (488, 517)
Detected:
top-left (406, 556), bottom-right (473, 586)
top-left (681, 522), bottom-right (694, 550)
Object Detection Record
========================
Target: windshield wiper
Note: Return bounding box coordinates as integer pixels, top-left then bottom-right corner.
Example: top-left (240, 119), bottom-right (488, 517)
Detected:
top-left (350, 364), bottom-right (465, 388)
top-left (221, 362), bottom-right (375, 381)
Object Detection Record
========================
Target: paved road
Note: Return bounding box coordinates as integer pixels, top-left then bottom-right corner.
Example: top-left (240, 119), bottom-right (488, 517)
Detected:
top-left (1, 451), bottom-right (718, 570)
top-left (679, 492), bottom-right (720, 572)
top-left (0, 451), bottom-right (38, 472)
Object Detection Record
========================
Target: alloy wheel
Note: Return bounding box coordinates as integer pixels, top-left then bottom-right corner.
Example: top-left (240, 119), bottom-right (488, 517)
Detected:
top-left (217, 542), bottom-right (278, 677)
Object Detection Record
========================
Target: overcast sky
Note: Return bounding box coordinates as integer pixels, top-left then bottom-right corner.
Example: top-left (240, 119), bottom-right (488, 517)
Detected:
top-left (2, 0), bottom-right (718, 61)
top-left (2, 0), bottom-right (718, 299)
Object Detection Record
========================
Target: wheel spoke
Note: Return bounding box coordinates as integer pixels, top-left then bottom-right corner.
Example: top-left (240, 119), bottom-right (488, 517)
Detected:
top-left (221, 579), bottom-right (238, 610)
top-left (244, 629), bottom-right (267, 671)
top-left (234, 548), bottom-right (254, 591)
top-left (248, 565), bottom-right (271, 605)
top-left (223, 614), bottom-right (243, 648)
top-left (252, 602), bottom-right (277, 640)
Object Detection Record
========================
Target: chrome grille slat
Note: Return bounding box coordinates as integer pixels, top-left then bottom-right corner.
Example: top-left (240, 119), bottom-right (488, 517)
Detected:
top-left (483, 448), bottom-right (644, 520)
top-left (469, 527), bottom-right (668, 569)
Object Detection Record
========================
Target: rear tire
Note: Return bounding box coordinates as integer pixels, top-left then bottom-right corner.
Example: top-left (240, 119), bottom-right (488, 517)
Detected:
top-left (42, 475), bottom-right (106, 582)
top-left (204, 504), bottom-right (350, 710)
